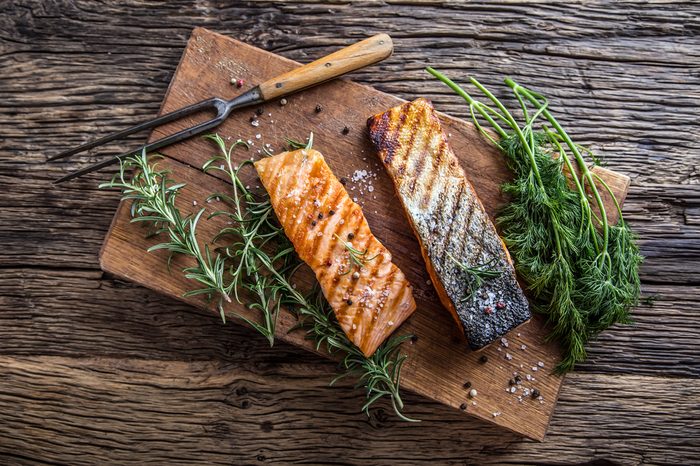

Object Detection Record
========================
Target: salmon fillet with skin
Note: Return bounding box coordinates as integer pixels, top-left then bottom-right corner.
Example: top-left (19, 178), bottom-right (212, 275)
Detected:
top-left (367, 98), bottom-right (530, 349)
top-left (254, 149), bottom-right (416, 357)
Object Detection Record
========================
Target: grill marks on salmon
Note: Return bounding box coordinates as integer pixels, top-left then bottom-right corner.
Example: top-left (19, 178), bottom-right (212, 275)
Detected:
top-left (254, 149), bottom-right (416, 357)
top-left (367, 98), bottom-right (530, 349)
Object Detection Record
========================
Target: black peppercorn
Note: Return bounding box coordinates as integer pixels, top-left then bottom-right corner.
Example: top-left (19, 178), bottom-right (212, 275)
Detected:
top-left (347, 232), bottom-right (355, 240)
top-left (531, 389), bottom-right (541, 399)
top-left (318, 213), bottom-right (323, 220)
top-left (479, 355), bottom-right (488, 364)
top-left (508, 378), bottom-right (516, 386)
top-left (311, 220), bottom-right (317, 226)
top-left (346, 299), bottom-right (353, 306)
top-left (340, 177), bottom-right (347, 185)
top-left (410, 335), bottom-right (419, 343)
top-left (315, 104), bottom-right (323, 113)
top-left (341, 126), bottom-right (350, 135)
top-left (249, 116), bottom-right (256, 122)
top-left (329, 210), bottom-right (335, 216)
top-left (514, 375), bottom-right (522, 384)
top-left (459, 403), bottom-right (467, 410)
top-left (256, 107), bottom-right (264, 116)
top-left (463, 381), bottom-right (471, 389)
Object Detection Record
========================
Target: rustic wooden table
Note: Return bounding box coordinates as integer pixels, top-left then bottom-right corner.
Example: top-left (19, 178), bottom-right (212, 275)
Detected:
top-left (1, 2), bottom-right (698, 464)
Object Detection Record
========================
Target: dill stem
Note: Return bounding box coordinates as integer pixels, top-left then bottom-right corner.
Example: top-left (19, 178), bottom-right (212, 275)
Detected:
top-left (545, 128), bottom-right (600, 253)
top-left (593, 173), bottom-right (625, 223)
top-left (508, 80), bottom-right (610, 252)
top-left (425, 67), bottom-right (508, 138)
top-left (470, 78), bottom-right (546, 189)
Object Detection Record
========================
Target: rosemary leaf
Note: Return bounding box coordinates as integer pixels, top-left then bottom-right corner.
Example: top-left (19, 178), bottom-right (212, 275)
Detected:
top-left (99, 150), bottom-right (233, 322)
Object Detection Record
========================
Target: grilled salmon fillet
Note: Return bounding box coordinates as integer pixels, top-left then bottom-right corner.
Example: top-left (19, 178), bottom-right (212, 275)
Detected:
top-left (254, 149), bottom-right (416, 357)
top-left (367, 98), bottom-right (530, 349)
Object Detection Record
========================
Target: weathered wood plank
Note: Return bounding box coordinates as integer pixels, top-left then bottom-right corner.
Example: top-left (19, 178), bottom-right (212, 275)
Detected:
top-left (0, 270), bottom-right (696, 378)
top-left (0, 355), bottom-right (697, 465)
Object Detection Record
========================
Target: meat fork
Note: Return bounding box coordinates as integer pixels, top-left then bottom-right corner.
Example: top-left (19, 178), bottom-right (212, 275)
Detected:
top-left (49, 34), bottom-right (393, 183)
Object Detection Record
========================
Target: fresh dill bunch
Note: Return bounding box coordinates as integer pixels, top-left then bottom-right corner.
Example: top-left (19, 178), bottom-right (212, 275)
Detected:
top-left (98, 150), bottom-right (233, 320)
top-left (207, 134), bottom-right (417, 422)
top-left (427, 67), bottom-right (642, 373)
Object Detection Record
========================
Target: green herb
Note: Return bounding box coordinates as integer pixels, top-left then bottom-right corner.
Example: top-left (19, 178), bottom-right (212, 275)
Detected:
top-left (427, 67), bottom-right (642, 373)
top-left (286, 132), bottom-right (314, 151)
top-left (334, 234), bottom-right (380, 275)
top-left (102, 136), bottom-right (416, 421)
top-left (99, 151), bottom-right (233, 319)
top-left (207, 135), bottom-right (417, 421)
top-left (448, 254), bottom-right (502, 302)
top-left (200, 134), bottom-right (293, 345)
top-left (284, 280), bottom-right (416, 422)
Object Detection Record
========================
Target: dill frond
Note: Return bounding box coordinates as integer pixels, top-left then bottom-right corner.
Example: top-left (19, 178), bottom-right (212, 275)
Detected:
top-left (428, 68), bottom-right (643, 373)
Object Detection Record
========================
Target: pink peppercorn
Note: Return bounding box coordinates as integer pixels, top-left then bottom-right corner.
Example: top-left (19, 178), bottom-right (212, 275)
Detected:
top-left (484, 306), bottom-right (493, 315)
top-left (496, 301), bottom-right (506, 309)
top-left (236, 79), bottom-right (244, 88)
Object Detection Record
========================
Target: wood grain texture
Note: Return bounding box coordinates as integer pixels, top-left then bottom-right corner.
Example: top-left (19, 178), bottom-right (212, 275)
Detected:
top-left (258, 33), bottom-right (393, 100)
top-left (100, 27), bottom-right (632, 441)
top-left (0, 355), bottom-right (698, 465)
top-left (1, 0), bottom-right (699, 464)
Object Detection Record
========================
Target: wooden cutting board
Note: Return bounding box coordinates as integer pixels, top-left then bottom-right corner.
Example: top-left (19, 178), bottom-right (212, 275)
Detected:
top-left (100, 27), bottom-right (629, 441)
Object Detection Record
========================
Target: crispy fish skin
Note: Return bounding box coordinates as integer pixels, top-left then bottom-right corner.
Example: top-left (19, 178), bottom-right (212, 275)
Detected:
top-left (254, 149), bottom-right (416, 357)
top-left (367, 98), bottom-right (530, 349)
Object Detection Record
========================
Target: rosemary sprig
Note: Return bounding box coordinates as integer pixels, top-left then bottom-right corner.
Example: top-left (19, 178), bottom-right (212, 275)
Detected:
top-left (286, 133), bottom-right (314, 151)
top-left (201, 134), bottom-right (288, 345)
top-left (427, 68), bottom-right (642, 373)
top-left (98, 150), bottom-right (233, 320)
top-left (102, 136), bottom-right (416, 420)
top-left (207, 135), bottom-right (417, 421)
top-left (281, 274), bottom-right (416, 422)
top-left (448, 254), bottom-right (502, 302)
top-left (334, 234), bottom-right (380, 275)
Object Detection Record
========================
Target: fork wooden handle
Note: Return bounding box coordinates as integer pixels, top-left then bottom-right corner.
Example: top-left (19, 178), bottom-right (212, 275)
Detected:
top-left (258, 34), bottom-right (393, 101)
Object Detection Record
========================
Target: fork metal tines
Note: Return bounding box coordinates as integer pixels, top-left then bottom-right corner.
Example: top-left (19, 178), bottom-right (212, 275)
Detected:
top-left (49, 88), bottom-right (263, 183)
